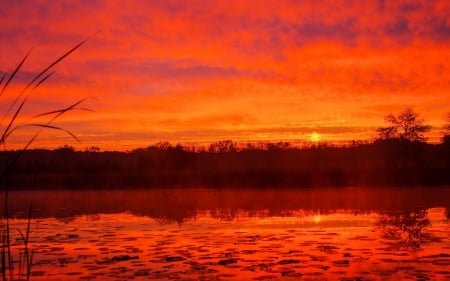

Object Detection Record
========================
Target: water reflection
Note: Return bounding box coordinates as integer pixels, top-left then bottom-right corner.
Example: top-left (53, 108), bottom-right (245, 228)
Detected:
top-left (376, 209), bottom-right (433, 250)
top-left (4, 207), bottom-right (449, 281)
top-left (3, 187), bottom-right (450, 280)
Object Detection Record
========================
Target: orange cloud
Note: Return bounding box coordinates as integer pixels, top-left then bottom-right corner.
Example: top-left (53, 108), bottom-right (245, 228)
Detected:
top-left (1, 0), bottom-right (449, 150)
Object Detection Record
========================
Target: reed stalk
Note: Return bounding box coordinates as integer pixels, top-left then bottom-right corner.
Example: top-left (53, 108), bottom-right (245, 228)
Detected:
top-left (1, 40), bottom-right (91, 280)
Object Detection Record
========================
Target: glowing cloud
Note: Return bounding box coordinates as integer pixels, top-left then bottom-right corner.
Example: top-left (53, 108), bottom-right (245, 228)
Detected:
top-left (0, 0), bottom-right (449, 150)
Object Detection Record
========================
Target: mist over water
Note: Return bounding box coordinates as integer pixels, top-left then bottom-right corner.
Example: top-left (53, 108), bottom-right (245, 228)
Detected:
top-left (6, 187), bottom-right (450, 220)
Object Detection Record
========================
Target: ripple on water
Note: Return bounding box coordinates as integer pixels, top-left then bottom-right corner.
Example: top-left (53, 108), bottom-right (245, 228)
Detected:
top-left (7, 206), bottom-right (449, 281)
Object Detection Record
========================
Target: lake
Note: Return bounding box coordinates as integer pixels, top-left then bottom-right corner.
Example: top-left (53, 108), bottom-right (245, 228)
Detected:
top-left (4, 187), bottom-right (450, 280)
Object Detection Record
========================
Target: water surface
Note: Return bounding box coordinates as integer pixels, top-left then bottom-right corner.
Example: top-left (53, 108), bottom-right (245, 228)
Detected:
top-left (5, 187), bottom-right (450, 280)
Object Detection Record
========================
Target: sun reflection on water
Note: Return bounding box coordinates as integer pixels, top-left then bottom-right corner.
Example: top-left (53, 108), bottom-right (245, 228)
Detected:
top-left (313, 215), bottom-right (321, 223)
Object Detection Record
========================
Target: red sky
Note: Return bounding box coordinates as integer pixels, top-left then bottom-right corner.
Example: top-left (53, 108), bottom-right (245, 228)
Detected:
top-left (1, 0), bottom-right (449, 150)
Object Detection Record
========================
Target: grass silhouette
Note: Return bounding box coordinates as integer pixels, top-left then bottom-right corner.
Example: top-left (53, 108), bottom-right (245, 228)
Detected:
top-left (1, 40), bottom-right (90, 280)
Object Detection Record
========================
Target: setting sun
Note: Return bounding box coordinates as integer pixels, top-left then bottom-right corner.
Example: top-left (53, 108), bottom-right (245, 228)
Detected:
top-left (310, 132), bottom-right (321, 142)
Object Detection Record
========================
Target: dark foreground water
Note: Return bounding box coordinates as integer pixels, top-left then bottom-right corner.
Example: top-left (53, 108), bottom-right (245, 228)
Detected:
top-left (4, 187), bottom-right (450, 280)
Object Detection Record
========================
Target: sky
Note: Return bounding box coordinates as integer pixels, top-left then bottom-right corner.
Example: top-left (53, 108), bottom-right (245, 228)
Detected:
top-left (0, 0), bottom-right (449, 150)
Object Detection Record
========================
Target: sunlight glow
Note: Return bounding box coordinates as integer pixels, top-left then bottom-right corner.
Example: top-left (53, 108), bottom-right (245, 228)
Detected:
top-left (313, 215), bottom-right (321, 223)
top-left (310, 132), bottom-right (321, 142)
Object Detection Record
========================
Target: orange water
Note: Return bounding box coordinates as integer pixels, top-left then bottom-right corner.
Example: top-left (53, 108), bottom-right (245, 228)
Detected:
top-left (5, 207), bottom-right (449, 281)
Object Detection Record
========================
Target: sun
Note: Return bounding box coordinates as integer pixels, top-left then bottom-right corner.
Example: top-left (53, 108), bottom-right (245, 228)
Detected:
top-left (310, 132), bottom-right (321, 142)
top-left (313, 215), bottom-right (321, 223)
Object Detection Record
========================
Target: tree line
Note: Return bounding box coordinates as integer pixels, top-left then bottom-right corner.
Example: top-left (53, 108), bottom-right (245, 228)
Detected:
top-left (1, 108), bottom-right (449, 189)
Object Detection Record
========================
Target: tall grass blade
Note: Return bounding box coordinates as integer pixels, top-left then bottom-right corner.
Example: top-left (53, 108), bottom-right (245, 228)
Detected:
top-left (2, 98), bottom-right (91, 145)
top-left (2, 173), bottom-right (13, 281)
top-left (26, 251), bottom-right (33, 281)
top-left (1, 39), bottom-right (86, 129)
top-left (25, 203), bottom-right (32, 248)
top-left (1, 99), bottom-right (88, 178)
top-left (0, 73), bottom-right (6, 87)
top-left (1, 36), bottom-right (93, 280)
top-left (33, 98), bottom-right (93, 119)
top-left (33, 40), bottom-right (86, 86)
top-left (33, 72), bottom-right (54, 90)
top-left (0, 134), bottom-right (37, 179)
top-left (0, 71), bottom-right (55, 144)
top-left (0, 51), bottom-right (31, 98)
top-left (24, 124), bottom-right (81, 142)
top-left (1, 97), bottom-right (29, 145)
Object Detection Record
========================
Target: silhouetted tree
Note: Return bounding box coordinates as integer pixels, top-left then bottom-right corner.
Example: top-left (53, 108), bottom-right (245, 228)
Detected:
top-left (154, 141), bottom-right (172, 150)
top-left (264, 142), bottom-right (291, 150)
top-left (208, 140), bottom-right (237, 153)
top-left (376, 209), bottom-right (431, 250)
top-left (85, 146), bottom-right (100, 152)
top-left (377, 108), bottom-right (431, 141)
top-left (55, 145), bottom-right (75, 153)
